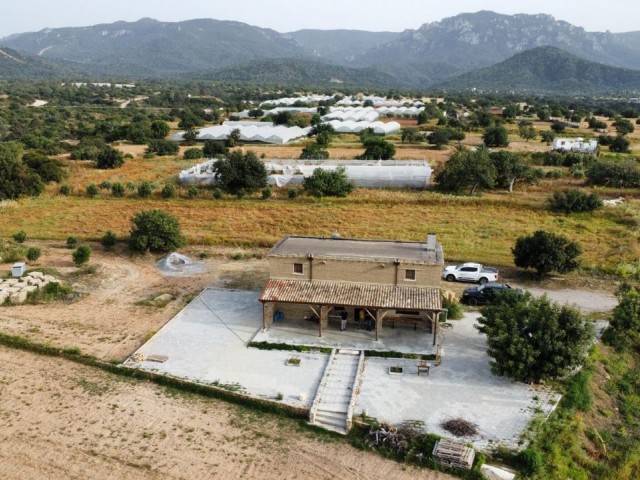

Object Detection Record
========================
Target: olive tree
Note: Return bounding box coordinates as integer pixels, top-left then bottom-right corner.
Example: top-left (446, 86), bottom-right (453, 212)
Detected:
top-left (512, 230), bottom-right (581, 276)
top-left (212, 151), bottom-right (267, 194)
top-left (129, 210), bottom-right (185, 252)
top-left (476, 291), bottom-right (593, 383)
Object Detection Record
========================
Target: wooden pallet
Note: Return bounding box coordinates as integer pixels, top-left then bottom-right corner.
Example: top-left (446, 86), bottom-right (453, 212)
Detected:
top-left (432, 438), bottom-right (475, 470)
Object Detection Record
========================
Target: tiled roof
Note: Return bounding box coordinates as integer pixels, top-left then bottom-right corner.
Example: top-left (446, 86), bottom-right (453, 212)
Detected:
top-left (259, 279), bottom-right (441, 311)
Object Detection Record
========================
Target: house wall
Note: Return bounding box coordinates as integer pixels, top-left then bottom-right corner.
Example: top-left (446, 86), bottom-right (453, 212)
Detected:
top-left (267, 256), bottom-right (441, 287)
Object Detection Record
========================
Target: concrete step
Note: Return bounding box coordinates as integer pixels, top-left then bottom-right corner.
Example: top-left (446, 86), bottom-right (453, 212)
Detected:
top-left (310, 420), bottom-right (347, 435)
top-left (314, 412), bottom-right (347, 429)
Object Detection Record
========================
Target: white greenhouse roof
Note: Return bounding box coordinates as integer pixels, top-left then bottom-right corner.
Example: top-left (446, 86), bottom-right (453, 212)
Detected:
top-left (260, 95), bottom-right (335, 106)
top-left (169, 122), bottom-right (311, 145)
top-left (323, 120), bottom-right (401, 135)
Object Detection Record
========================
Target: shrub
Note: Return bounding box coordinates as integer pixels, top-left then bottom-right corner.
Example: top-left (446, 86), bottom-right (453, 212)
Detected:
top-left (545, 169), bottom-right (563, 179)
top-left (72, 245), bottom-right (92, 266)
top-left (86, 184), bottom-right (99, 197)
top-left (26, 247), bottom-right (41, 263)
top-left (111, 182), bottom-right (125, 197)
top-left (183, 148), bottom-right (203, 160)
top-left (303, 167), bottom-right (354, 198)
top-left (261, 186), bottom-right (272, 199)
top-left (125, 182), bottom-right (136, 192)
top-left (187, 186), bottom-right (199, 199)
top-left (288, 188), bottom-right (298, 199)
top-left (22, 151), bottom-right (67, 183)
top-left (13, 230), bottom-right (27, 243)
top-left (212, 151), bottom-right (268, 194)
top-left (146, 139), bottom-right (180, 156)
top-left (516, 448), bottom-right (543, 476)
top-left (358, 137), bottom-right (396, 160)
top-left (300, 143), bottom-right (329, 159)
top-left (548, 189), bottom-right (603, 214)
top-left (161, 184), bottom-right (176, 199)
top-left (202, 140), bottom-right (228, 158)
top-left (235, 188), bottom-right (246, 199)
top-left (586, 160), bottom-right (640, 188)
top-left (212, 188), bottom-right (223, 199)
top-left (512, 230), bottom-right (581, 276)
top-left (129, 210), bottom-right (184, 252)
top-left (95, 146), bottom-right (124, 169)
top-left (609, 135), bottom-right (630, 153)
top-left (101, 231), bottom-right (117, 250)
top-left (66, 236), bottom-right (78, 249)
top-left (99, 181), bottom-right (112, 190)
top-left (137, 181), bottom-right (153, 198)
top-left (482, 125), bottom-right (509, 147)
top-left (544, 151), bottom-right (597, 167)
top-left (59, 184), bottom-right (71, 196)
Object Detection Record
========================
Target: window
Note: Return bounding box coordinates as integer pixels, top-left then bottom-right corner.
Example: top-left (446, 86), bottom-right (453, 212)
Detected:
top-left (293, 263), bottom-right (304, 274)
top-left (405, 269), bottom-right (416, 281)
top-left (461, 267), bottom-right (478, 272)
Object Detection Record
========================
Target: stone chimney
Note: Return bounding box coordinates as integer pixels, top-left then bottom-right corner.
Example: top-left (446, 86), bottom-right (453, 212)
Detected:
top-left (426, 233), bottom-right (437, 252)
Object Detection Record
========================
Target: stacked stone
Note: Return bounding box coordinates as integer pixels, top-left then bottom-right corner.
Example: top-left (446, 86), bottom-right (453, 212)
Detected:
top-left (0, 271), bottom-right (60, 305)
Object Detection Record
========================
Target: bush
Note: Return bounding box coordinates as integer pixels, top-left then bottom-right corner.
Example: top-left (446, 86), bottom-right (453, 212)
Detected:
top-left (288, 188), bottom-right (298, 199)
top-left (261, 186), bottom-right (272, 199)
top-left (303, 167), bottom-right (354, 198)
top-left (98, 181), bottom-right (112, 191)
top-left (359, 137), bottom-right (396, 160)
top-left (545, 169), bottom-right (563, 179)
top-left (516, 448), bottom-right (543, 476)
top-left (482, 125), bottom-right (509, 147)
top-left (13, 230), bottom-right (27, 243)
top-left (183, 148), bottom-right (203, 160)
top-left (609, 135), bottom-right (631, 153)
top-left (129, 210), bottom-right (184, 252)
top-left (86, 184), bottom-right (99, 197)
top-left (72, 245), bottom-right (92, 266)
top-left (548, 189), bottom-right (603, 214)
top-left (137, 182), bottom-right (153, 198)
top-left (300, 143), bottom-right (329, 159)
top-left (187, 186), bottom-right (199, 199)
top-left (111, 182), bottom-right (125, 197)
top-left (513, 230), bottom-right (581, 276)
top-left (212, 188), bottom-right (223, 199)
top-left (26, 247), bottom-right (41, 263)
top-left (161, 184), bottom-right (176, 199)
top-left (22, 151), bottom-right (67, 183)
top-left (586, 160), bottom-right (640, 188)
top-left (101, 231), bottom-right (117, 250)
top-left (95, 146), bottom-right (124, 169)
top-left (59, 184), bottom-right (71, 196)
top-left (146, 139), bottom-right (180, 156)
top-left (202, 140), bottom-right (228, 158)
top-left (66, 236), bottom-right (78, 249)
top-left (543, 151), bottom-right (597, 167)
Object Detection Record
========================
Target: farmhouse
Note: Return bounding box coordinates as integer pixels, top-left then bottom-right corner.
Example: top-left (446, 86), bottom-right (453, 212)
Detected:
top-left (259, 234), bottom-right (444, 343)
top-left (552, 137), bottom-right (598, 153)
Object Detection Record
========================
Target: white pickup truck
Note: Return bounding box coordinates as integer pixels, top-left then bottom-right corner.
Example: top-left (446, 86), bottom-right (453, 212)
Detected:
top-left (442, 263), bottom-right (499, 284)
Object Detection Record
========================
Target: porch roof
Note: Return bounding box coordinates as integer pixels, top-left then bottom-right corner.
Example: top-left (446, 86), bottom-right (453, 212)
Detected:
top-left (259, 279), bottom-right (441, 311)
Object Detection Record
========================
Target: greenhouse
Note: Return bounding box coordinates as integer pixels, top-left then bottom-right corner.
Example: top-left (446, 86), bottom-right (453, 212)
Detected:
top-left (179, 159), bottom-right (432, 189)
top-left (322, 108), bottom-right (380, 122)
top-left (169, 121), bottom-right (312, 145)
top-left (260, 95), bottom-right (334, 106)
top-left (323, 120), bottom-right (401, 135)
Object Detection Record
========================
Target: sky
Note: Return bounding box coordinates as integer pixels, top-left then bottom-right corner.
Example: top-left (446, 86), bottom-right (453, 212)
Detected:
top-left (1, 0), bottom-right (638, 38)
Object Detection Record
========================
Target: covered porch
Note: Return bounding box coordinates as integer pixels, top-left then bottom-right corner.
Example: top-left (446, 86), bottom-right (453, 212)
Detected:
top-left (259, 279), bottom-right (443, 346)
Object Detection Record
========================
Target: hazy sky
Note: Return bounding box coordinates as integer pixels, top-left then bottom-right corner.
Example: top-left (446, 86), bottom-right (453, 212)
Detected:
top-left (1, 0), bottom-right (638, 38)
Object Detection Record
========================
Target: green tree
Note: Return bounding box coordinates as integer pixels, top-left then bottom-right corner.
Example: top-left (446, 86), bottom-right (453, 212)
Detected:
top-left (26, 247), bottom-right (41, 263)
top-left (587, 160), bottom-right (640, 187)
top-left (300, 143), bottom-right (329, 159)
top-left (359, 137), bottom-right (396, 160)
top-left (482, 125), bottom-right (509, 147)
top-left (95, 146), bottom-right (124, 169)
top-left (435, 147), bottom-right (496, 195)
top-left (303, 167), bottom-right (353, 198)
top-left (518, 125), bottom-right (537, 142)
top-left (150, 120), bottom-right (170, 139)
top-left (181, 128), bottom-right (199, 145)
top-left (129, 210), bottom-right (185, 252)
top-left (512, 230), bottom-right (581, 276)
top-left (101, 231), bottom-right (117, 250)
top-left (22, 151), bottom-right (66, 182)
top-left (489, 151), bottom-right (538, 193)
top-left (183, 148), bottom-right (203, 160)
top-left (476, 291), bottom-right (593, 383)
top-left (212, 151), bottom-right (267, 194)
top-left (540, 130), bottom-right (555, 145)
top-left (609, 135), bottom-right (630, 153)
top-left (614, 117), bottom-right (635, 135)
top-left (550, 120), bottom-right (566, 133)
top-left (202, 140), bottom-right (228, 158)
top-left (226, 128), bottom-right (242, 148)
top-left (401, 128), bottom-right (422, 144)
top-left (427, 129), bottom-right (451, 149)
top-left (0, 142), bottom-right (44, 200)
top-left (72, 245), bottom-right (92, 266)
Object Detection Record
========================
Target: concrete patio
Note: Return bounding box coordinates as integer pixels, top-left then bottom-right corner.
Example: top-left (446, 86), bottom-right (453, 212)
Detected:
top-left (128, 288), bottom-right (559, 451)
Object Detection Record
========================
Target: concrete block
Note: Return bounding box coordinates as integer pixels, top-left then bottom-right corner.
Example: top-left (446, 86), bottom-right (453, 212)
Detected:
top-left (5, 279), bottom-right (19, 286)
top-left (43, 275), bottom-right (56, 282)
top-left (10, 291), bottom-right (27, 304)
top-left (28, 271), bottom-right (44, 279)
top-left (0, 292), bottom-right (8, 305)
top-left (22, 285), bottom-right (38, 293)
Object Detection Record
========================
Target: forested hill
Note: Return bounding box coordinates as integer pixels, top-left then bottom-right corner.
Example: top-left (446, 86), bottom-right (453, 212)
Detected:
top-left (197, 58), bottom-right (400, 89)
top-left (439, 46), bottom-right (640, 94)
top-left (0, 46), bottom-right (67, 78)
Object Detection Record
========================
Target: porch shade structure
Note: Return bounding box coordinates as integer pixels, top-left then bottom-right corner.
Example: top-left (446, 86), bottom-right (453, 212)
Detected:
top-left (259, 279), bottom-right (442, 343)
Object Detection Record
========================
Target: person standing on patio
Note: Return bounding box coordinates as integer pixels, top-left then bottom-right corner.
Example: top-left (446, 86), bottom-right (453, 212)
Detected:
top-left (341, 311), bottom-right (348, 331)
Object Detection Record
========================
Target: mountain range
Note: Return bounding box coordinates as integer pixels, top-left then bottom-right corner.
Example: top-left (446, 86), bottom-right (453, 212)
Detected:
top-left (1, 11), bottom-right (640, 93)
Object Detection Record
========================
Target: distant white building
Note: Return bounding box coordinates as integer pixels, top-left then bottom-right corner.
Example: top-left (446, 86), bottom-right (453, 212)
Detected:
top-left (552, 137), bottom-right (598, 153)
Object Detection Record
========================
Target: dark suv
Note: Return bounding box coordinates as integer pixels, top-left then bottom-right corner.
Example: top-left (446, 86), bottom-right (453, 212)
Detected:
top-left (461, 282), bottom-right (521, 305)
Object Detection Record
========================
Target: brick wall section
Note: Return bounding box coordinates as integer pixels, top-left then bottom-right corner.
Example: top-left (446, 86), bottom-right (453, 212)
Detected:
top-left (268, 256), bottom-right (442, 287)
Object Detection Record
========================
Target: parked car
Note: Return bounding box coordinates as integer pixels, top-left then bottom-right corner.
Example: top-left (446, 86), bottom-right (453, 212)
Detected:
top-left (461, 282), bottom-right (522, 305)
top-left (442, 262), bottom-right (499, 284)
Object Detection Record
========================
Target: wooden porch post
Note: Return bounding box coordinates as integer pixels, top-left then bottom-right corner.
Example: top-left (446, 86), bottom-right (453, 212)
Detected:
top-left (263, 302), bottom-right (275, 331)
top-left (319, 305), bottom-right (331, 337)
top-left (375, 309), bottom-right (389, 341)
top-left (432, 311), bottom-right (439, 346)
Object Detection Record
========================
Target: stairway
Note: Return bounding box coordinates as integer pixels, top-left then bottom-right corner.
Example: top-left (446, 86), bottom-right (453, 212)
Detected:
top-left (309, 349), bottom-right (364, 434)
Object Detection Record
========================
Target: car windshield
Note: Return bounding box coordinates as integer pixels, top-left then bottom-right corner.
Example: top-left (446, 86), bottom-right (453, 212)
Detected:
top-left (476, 285), bottom-right (486, 292)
